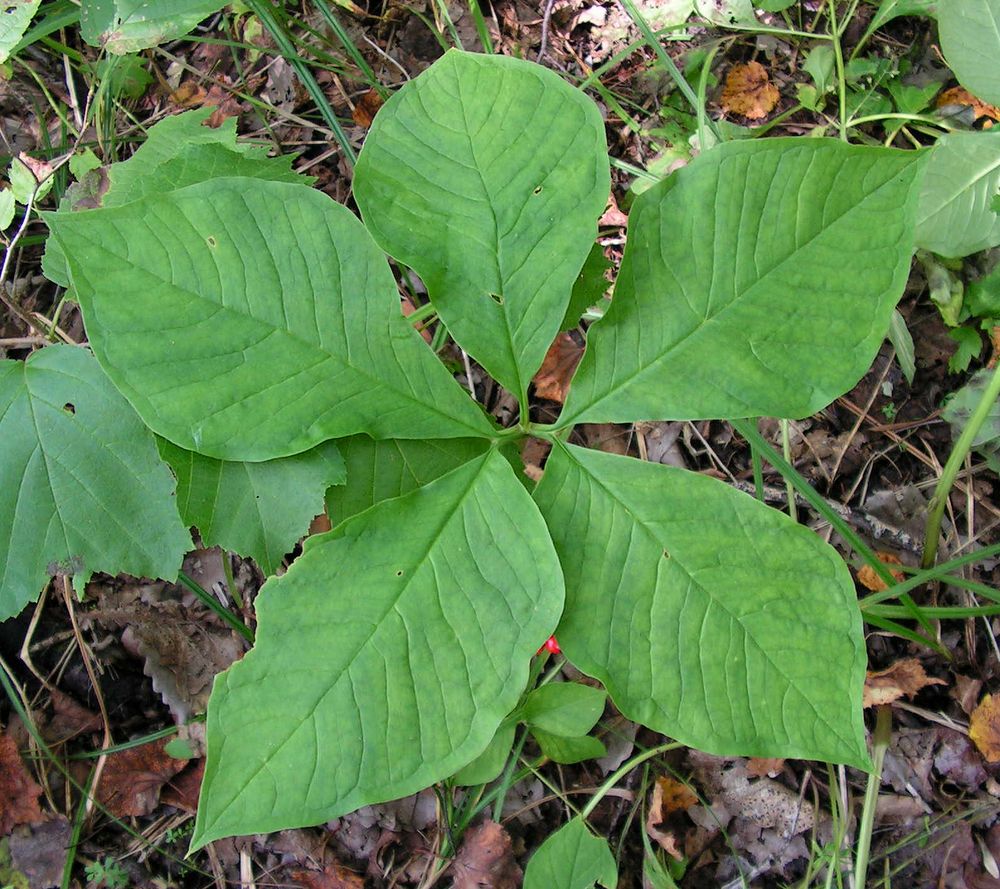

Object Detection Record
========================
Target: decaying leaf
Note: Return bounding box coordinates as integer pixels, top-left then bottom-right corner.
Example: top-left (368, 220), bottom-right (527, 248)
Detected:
top-left (533, 333), bottom-right (584, 404)
top-left (449, 820), bottom-right (522, 889)
top-left (863, 658), bottom-right (946, 708)
top-left (0, 730), bottom-right (43, 833)
top-left (856, 551), bottom-right (906, 592)
top-left (970, 694), bottom-right (1000, 763)
top-left (7, 817), bottom-right (72, 889)
top-left (352, 90), bottom-right (385, 128)
top-left (746, 757), bottom-right (784, 778)
top-left (291, 863), bottom-right (365, 889)
top-left (721, 61), bottom-right (779, 120)
top-left (96, 738), bottom-right (186, 818)
top-left (646, 776), bottom-right (697, 860)
top-left (936, 86), bottom-right (1000, 127)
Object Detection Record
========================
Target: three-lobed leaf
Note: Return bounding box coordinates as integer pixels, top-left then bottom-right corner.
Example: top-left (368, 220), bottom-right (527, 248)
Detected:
top-left (192, 449), bottom-right (564, 848)
top-left (0, 346), bottom-right (190, 619)
top-left (46, 177), bottom-right (494, 461)
top-left (533, 443), bottom-right (871, 768)
top-left (355, 49), bottom-right (610, 401)
top-left (560, 138), bottom-right (926, 425)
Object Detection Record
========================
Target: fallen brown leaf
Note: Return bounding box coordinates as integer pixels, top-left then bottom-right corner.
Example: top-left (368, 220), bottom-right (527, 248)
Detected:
top-left (937, 86), bottom-right (1000, 127)
top-left (646, 776), bottom-right (696, 860)
top-left (856, 551), bottom-right (906, 592)
top-left (449, 820), bottom-right (522, 889)
top-left (8, 817), bottom-right (72, 889)
top-left (161, 758), bottom-right (204, 814)
top-left (0, 730), bottom-right (44, 833)
top-left (533, 333), bottom-right (584, 403)
top-left (721, 61), bottom-right (779, 120)
top-left (401, 295), bottom-right (433, 344)
top-left (352, 89), bottom-right (385, 128)
top-left (746, 757), bottom-right (784, 778)
top-left (291, 863), bottom-right (365, 889)
top-left (970, 694), bottom-right (1000, 763)
top-left (863, 658), bottom-right (946, 708)
top-left (96, 738), bottom-right (186, 818)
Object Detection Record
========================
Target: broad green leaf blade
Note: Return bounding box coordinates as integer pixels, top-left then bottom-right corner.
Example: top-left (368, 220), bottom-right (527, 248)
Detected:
top-left (939, 0), bottom-right (1000, 106)
top-left (355, 49), bottom-right (609, 399)
top-left (868, 0), bottom-right (936, 32)
top-left (531, 729), bottom-right (606, 765)
top-left (192, 449), bottom-right (564, 847)
top-left (80, 0), bottom-right (227, 53)
top-left (522, 682), bottom-right (606, 737)
top-left (0, 346), bottom-right (190, 620)
top-left (533, 443), bottom-right (870, 768)
top-left (326, 435), bottom-right (491, 526)
top-left (560, 139), bottom-right (926, 425)
top-left (0, 0), bottom-right (41, 63)
top-left (46, 178), bottom-right (494, 461)
top-left (453, 719), bottom-right (517, 785)
top-left (524, 818), bottom-right (617, 889)
top-left (915, 131), bottom-right (1000, 257)
top-left (157, 438), bottom-right (345, 576)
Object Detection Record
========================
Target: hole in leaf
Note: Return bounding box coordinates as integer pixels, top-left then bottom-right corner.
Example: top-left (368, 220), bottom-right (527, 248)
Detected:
top-left (206, 235), bottom-right (217, 248)
top-left (662, 549), bottom-right (669, 558)
top-left (533, 185), bottom-right (543, 195)
top-left (395, 570), bottom-right (403, 577)
top-left (62, 402), bottom-right (75, 414)
top-left (488, 292), bottom-right (504, 305)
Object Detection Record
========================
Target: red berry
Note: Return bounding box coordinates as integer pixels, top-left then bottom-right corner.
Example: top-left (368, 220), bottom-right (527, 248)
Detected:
top-left (543, 635), bottom-right (561, 654)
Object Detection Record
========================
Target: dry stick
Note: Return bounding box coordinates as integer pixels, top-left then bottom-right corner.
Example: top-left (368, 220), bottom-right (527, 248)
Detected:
top-left (921, 362), bottom-right (1000, 570)
top-left (537, 0), bottom-right (559, 61)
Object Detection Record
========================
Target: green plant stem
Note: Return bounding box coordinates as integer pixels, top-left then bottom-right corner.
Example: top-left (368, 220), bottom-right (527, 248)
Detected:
top-left (313, 0), bottom-right (390, 98)
top-left (696, 42), bottom-right (723, 151)
top-left (780, 418), bottom-right (797, 522)
top-left (826, 0), bottom-right (848, 142)
top-left (491, 728), bottom-right (529, 822)
top-left (618, 0), bottom-right (722, 143)
top-left (176, 570), bottom-right (254, 643)
top-left (62, 765), bottom-right (95, 889)
top-left (580, 740), bottom-right (682, 820)
top-left (860, 542), bottom-right (1000, 607)
top-left (920, 362), bottom-right (1000, 570)
top-left (854, 705), bottom-right (892, 888)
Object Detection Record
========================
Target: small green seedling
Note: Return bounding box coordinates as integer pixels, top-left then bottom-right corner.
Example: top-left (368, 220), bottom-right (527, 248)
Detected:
top-left (2, 49), bottom-right (939, 878)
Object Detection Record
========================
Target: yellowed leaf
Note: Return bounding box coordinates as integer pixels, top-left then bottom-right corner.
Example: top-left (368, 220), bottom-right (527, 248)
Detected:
top-left (721, 61), bottom-right (779, 120)
top-left (970, 694), bottom-right (1000, 763)
top-left (856, 551), bottom-right (905, 592)
top-left (863, 658), bottom-right (946, 708)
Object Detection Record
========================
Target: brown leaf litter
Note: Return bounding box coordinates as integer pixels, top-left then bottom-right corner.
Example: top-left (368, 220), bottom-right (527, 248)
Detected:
top-left (970, 694), bottom-right (1000, 763)
top-left (864, 658), bottom-right (947, 708)
top-left (856, 550), bottom-right (907, 592)
top-left (95, 737), bottom-right (186, 818)
top-left (721, 61), bottom-right (780, 120)
top-left (533, 332), bottom-right (584, 403)
top-left (449, 820), bottom-right (522, 889)
top-left (646, 775), bottom-right (698, 860)
top-left (0, 729), bottom-right (44, 833)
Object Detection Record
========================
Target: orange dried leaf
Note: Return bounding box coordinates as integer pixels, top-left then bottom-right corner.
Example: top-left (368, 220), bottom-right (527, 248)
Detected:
top-left (352, 89), bottom-right (385, 128)
top-left (450, 820), bottom-right (522, 889)
top-left (721, 61), bottom-right (779, 120)
top-left (746, 757), bottom-right (784, 777)
top-left (937, 86), bottom-right (1000, 127)
top-left (291, 863), bottom-right (365, 889)
top-left (970, 694), bottom-right (1000, 763)
top-left (533, 333), bottom-right (584, 404)
top-left (856, 551), bottom-right (905, 592)
top-left (863, 658), bottom-right (946, 708)
top-left (646, 776), bottom-right (694, 860)
top-left (0, 730), bottom-right (44, 833)
top-left (96, 738), bottom-right (185, 818)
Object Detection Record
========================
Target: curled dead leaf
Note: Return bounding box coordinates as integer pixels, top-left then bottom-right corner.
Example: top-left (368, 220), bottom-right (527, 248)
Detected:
top-left (856, 551), bottom-right (905, 592)
top-left (533, 333), bottom-right (584, 404)
top-left (937, 86), bottom-right (1000, 128)
top-left (96, 738), bottom-right (186, 818)
top-left (970, 694), bottom-right (1000, 763)
top-left (646, 776), bottom-right (696, 860)
top-left (863, 658), bottom-right (946, 708)
top-left (352, 89), bottom-right (385, 129)
top-left (449, 820), bottom-right (522, 889)
top-left (721, 61), bottom-right (779, 120)
top-left (0, 730), bottom-right (44, 833)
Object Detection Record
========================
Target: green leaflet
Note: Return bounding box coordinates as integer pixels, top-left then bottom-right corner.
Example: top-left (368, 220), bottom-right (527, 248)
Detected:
top-left (533, 443), bottom-right (870, 768)
top-left (157, 438), bottom-right (345, 576)
top-left (192, 449), bottom-right (564, 848)
top-left (80, 0), bottom-right (228, 53)
top-left (939, 0), bottom-right (1000, 106)
top-left (355, 49), bottom-right (609, 401)
top-left (559, 138), bottom-right (926, 425)
top-left (326, 435), bottom-right (491, 526)
top-left (915, 131), bottom-right (1000, 258)
top-left (523, 818), bottom-right (618, 889)
top-left (0, 346), bottom-right (190, 619)
top-left (46, 177), bottom-right (494, 461)
top-left (522, 682), bottom-right (606, 737)
top-left (0, 0), bottom-right (41, 63)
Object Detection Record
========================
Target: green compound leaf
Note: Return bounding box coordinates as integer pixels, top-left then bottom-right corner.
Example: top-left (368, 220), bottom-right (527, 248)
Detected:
top-left (80, 0), bottom-right (227, 53)
top-left (157, 438), bottom-right (346, 576)
top-left (326, 435), bottom-right (491, 526)
top-left (524, 818), bottom-right (617, 889)
top-left (0, 0), bottom-right (41, 64)
top-left (355, 49), bottom-right (609, 400)
top-left (560, 139), bottom-right (925, 425)
top-left (533, 443), bottom-right (870, 769)
top-left (915, 131), bottom-right (1000, 258)
top-left (0, 346), bottom-right (190, 620)
top-left (939, 0), bottom-right (1000, 106)
top-left (192, 449), bottom-right (564, 847)
top-left (46, 178), bottom-right (494, 462)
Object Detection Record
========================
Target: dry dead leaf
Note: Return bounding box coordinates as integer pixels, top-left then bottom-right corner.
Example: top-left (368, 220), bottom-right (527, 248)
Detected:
top-left (449, 820), bottom-right (522, 889)
top-left (401, 295), bottom-right (433, 344)
top-left (970, 694), bottom-right (1000, 763)
top-left (46, 689), bottom-right (102, 742)
top-left (8, 817), bottom-right (72, 889)
top-left (580, 423), bottom-right (631, 455)
top-left (161, 758), bottom-right (204, 814)
top-left (96, 738), bottom-right (186, 818)
top-left (721, 61), bottom-right (780, 120)
top-left (352, 89), bottom-right (385, 128)
top-left (0, 730), bottom-right (44, 833)
top-left (169, 80), bottom-right (208, 107)
top-left (937, 86), bottom-right (1000, 127)
top-left (863, 658), bottom-right (946, 708)
top-left (598, 193), bottom-right (628, 228)
top-left (291, 863), bottom-right (365, 889)
top-left (646, 776), bottom-right (697, 860)
top-left (747, 757), bottom-right (784, 778)
top-left (533, 333), bottom-right (584, 403)
top-left (856, 551), bottom-right (906, 592)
